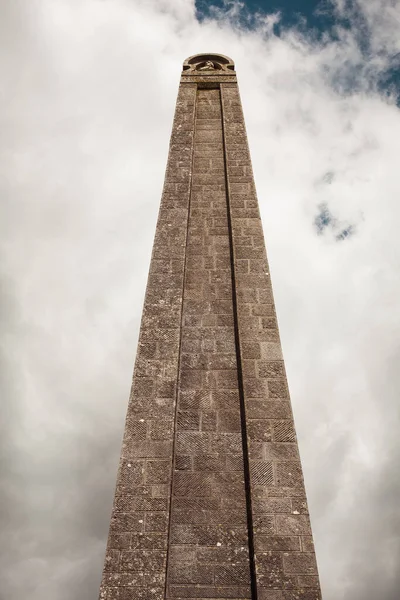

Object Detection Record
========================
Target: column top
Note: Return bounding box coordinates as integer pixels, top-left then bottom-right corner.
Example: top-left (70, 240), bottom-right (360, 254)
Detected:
top-left (181, 53), bottom-right (237, 83)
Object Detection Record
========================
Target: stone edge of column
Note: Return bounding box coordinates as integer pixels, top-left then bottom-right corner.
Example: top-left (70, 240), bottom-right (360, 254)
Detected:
top-left (219, 79), bottom-right (324, 598)
top-left (98, 81), bottom-right (197, 600)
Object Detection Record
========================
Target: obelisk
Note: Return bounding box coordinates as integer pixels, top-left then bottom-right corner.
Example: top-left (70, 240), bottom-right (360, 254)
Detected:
top-left (99, 53), bottom-right (322, 600)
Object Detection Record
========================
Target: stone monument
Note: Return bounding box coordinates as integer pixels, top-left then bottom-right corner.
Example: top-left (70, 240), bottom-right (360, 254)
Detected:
top-left (99, 53), bottom-right (322, 600)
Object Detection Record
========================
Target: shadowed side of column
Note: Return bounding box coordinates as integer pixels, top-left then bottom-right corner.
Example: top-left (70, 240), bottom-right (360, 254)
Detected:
top-left (221, 82), bottom-right (322, 600)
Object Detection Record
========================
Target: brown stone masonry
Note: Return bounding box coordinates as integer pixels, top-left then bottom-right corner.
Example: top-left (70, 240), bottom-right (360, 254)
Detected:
top-left (99, 54), bottom-right (322, 600)
top-left (166, 88), bottom-right (251, 600)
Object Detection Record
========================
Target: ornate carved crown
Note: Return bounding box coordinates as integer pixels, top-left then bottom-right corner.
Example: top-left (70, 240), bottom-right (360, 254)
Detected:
top-left (182, 53), bottom-right (235, 75)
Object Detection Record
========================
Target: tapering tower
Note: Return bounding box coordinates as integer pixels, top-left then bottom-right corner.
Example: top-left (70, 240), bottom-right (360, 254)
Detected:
top-left (99, 54), bottom-right (322, 600)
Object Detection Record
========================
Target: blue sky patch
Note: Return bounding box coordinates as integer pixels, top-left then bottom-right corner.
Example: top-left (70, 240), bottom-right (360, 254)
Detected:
top-left (314, 203), bottom-right (355, 241)
top-left (196, 0), bottom-right (333, 32)
top-left (196, 0), bottom-right (400, 103)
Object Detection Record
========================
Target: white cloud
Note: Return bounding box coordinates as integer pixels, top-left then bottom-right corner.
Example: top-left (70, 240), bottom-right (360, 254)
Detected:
top-left (0, 0), bottom-right (399, 598)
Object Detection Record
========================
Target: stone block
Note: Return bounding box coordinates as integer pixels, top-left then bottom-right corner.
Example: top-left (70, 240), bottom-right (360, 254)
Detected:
top-left (255, 536), bottom-right (301, 552)
top-left (276, 515), bottom-right (312, 536)
top-left (283, 553), bottom-right (318, 575)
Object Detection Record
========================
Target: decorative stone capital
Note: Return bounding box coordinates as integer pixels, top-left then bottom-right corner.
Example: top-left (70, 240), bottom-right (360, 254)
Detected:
top-left (181, 53), bottom-right (236, 83)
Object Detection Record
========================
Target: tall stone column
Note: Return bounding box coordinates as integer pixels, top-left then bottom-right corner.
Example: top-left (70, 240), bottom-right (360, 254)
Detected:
top-left (99, 54), bottom-right (322, 600)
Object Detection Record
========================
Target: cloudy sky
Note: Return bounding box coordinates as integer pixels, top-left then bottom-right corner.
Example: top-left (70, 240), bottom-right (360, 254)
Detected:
top-left (1, 0), bottom-right (400, 598)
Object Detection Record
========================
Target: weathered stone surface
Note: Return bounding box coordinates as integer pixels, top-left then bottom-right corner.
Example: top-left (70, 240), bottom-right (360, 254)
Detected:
top-left (167, 91), bottom-right (249, 596)
top-left (99, 54), bottom-right (322, 600)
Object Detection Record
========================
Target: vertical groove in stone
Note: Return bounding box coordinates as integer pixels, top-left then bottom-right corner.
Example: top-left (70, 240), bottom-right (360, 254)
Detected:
top-left (221, 82), bottom-right (322, 599)
top-left (220, 87), bottom-right (259, 600)
top-left (163, 81), bottom-right (199, 600)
